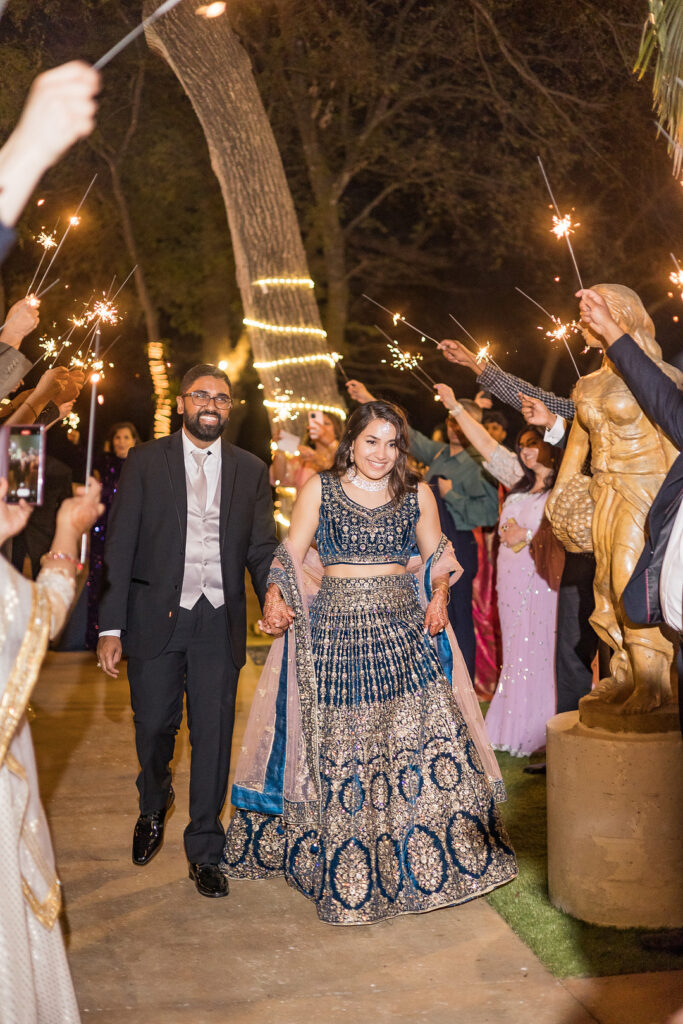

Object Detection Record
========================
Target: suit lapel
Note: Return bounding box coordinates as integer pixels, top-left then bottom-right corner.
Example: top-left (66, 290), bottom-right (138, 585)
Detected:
top-left (219, 440), bottom-right (237, 550)
top-left (164, 431), bottom-right (187, 545)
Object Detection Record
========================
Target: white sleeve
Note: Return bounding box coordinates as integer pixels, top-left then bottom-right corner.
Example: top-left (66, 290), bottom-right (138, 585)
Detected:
top-left (98, 629), bottom-right (122, 638)
top-left (544, 415), bottom-right (567, 446)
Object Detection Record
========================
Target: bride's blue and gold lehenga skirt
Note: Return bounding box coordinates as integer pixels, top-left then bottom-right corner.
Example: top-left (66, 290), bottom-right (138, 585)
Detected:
top-left (223, 573), bottom-right (517, 925)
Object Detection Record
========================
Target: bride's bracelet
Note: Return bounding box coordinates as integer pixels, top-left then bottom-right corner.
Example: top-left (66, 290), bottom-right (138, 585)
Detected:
top-left (432, 582), bottom-right (451, 605)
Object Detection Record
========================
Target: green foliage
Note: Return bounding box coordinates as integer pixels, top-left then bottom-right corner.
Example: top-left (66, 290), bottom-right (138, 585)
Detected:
top-left (635, 0), bottom-right (683, 175)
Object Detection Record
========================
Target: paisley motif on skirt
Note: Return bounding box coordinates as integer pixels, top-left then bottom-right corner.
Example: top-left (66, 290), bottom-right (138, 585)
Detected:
top-left (223, 574), bottom-right (516, 924)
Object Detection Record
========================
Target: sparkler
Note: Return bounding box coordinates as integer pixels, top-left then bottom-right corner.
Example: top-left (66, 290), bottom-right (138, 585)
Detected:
top-left (362, 294), bottom-right (441, 346)
top-left (33, 174), bottom-right (97, 295)
top-left (375, 326), bottom-right (439, 397)
top-left (537, 156), bottom-right (583, 289)
top-left (448, 314), bottom-right (501, 371)
top-left (515, 286), bottom-right (582, 379)
top-left (94, 0), bottom-right (185, 70)
top-left (333, 353), bottom-right (349, 381)
top-left (81, 326), bottom-right (102, 563)
top-left (25, 225), bottom-right (58, 297)
top-left (669, 252), bottom-right (683, 299)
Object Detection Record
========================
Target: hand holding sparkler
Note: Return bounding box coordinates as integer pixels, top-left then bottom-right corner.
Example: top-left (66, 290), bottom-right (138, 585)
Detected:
top-left (519, 394), bottom-right (557, 431)
top-left (0, 296), bottom-right (40, 349)
top-left (0, 63), bottom-right (99, 228)
top-left (346, 379), bottom-right (376, 404)
top-left (576, 289), bottom-right (623, 347)
top-left (437, 339), bottom-right (483, 376)
top-left (433, 382), bottom-right (458, 412)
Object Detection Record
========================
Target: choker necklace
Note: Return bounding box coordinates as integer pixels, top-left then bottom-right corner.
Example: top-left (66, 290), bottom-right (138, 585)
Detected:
top-left (345, 467), bottom-right (390, 492)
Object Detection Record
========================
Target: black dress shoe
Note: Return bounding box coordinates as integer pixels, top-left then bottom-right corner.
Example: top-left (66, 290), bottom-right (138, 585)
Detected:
top-left (522, 762), bottom-right (547, 775)
top-left (132, 787), bottom-right (174, 865)
top-left (188, 862), bottom-right (229, 898)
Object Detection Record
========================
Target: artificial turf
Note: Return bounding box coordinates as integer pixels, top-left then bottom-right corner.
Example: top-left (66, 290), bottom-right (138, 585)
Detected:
top-left (486, 749), bottom-right (683, 978)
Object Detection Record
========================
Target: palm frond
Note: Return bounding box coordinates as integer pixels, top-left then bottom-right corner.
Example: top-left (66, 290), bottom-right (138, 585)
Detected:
top-left (635, 0), bottom-right (683, 175)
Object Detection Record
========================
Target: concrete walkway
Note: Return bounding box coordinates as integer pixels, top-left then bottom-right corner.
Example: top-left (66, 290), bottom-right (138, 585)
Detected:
top-left (31, 651), bottom-right (683, 1024)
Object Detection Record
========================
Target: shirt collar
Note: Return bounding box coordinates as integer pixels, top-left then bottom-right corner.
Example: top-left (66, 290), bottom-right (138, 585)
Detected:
top-left (181, 428), bottom-right (222, 460)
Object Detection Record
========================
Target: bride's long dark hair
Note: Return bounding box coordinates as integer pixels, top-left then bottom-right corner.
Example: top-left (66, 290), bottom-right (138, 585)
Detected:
top-left (332, 400), bottom-right (420, 505)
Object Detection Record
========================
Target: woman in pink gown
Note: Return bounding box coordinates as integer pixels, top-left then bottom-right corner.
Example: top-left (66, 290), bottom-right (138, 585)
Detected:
top-left (486, 448), bottom-right (559, 756)
top-left (434, 384), bottom-right (563, 756)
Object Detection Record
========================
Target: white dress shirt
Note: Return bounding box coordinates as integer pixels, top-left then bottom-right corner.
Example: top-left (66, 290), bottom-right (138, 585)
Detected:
top-left (99, 430), bottom-right (223, 639)
top-left (660, 498), bottom-right (683, 632)
top-left (544, 415), bottom-right (567, 447)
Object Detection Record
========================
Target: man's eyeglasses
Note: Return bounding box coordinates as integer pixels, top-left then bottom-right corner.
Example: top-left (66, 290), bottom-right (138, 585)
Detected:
top-left (183, 390), bottom-right (232, 409)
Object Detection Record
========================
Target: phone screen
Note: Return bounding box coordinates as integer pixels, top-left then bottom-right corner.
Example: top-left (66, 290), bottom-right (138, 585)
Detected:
top-left (3, 425), bottom-right (45, 505)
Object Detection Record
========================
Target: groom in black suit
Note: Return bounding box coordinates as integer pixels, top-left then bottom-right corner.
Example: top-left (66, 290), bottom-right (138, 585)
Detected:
top-left (97, 365), bottom-right (277, 897)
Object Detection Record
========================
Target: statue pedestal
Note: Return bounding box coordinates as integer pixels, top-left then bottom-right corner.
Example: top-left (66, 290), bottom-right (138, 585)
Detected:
top-left (547, 711), bottom-right (683, 928)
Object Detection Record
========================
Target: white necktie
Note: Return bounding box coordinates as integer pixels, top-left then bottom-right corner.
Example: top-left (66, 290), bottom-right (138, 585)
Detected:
top-left (192, 449), bottom-right (209, 512)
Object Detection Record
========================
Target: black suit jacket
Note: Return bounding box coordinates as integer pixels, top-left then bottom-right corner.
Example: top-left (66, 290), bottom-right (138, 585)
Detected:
top-left (607, 334), bottom-right (683, 626)
top-left (98, 430), bottom-right (277, 665)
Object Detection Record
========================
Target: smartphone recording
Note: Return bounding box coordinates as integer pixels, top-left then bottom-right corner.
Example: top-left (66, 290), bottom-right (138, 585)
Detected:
top-left (0, 425), bottom-right (46, 505)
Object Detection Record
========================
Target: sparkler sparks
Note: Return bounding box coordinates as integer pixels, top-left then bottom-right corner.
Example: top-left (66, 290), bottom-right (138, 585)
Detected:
top-left (37, 231), bottom-right (57, 250)
top-left (669, 253), bottom-right (683, 299)
top-left (69, 215), bottom-right (81, 227)
top-left (86, 300), bottom-right (120, 326)
top-left (537, 156), bottom-right (583, 289)
top-left (363, 295), bottom-right (442, 346)
top-left (196, 2), bottom-right (226, 16)
top-left (515, 286), bottom-right (582, 379)
top-left (550, 213), bottom-right (579, 240)
top-left (375, 326), bottom-right (437, 395)
top-left (39, 337), bottom-right (58, 360)
top-left (475, 344), bottom-right (491, 365)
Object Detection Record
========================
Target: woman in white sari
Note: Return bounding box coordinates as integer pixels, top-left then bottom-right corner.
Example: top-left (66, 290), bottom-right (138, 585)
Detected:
top-left (0, 476), bottom-right (102, 1024)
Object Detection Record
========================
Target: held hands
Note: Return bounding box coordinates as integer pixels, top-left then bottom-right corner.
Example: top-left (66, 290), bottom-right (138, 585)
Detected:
top-left (0, 477), bottom-right (32, 544)
top-left (258, 583), bottom-right (295, 637)
top-left (437, 478), bottom-right (453, 497)
top-left (437, 339), bottom-right (481, 375)
top-left (345, 379), bottom-right (375, 404)
top-left (576, 289), bottom-right (622, 346)
top-left (519, 393), bottom-right (555, 430)
top-left (424, 589), bottom-right (449, 636)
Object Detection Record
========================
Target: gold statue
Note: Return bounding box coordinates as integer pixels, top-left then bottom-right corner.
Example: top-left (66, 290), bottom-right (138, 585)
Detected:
top-left (546, 284), bottom-right (681, 715)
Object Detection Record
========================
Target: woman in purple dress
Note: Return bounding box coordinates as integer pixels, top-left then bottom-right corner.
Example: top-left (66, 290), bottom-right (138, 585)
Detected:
top-left (436, 384), bottom-right (563, 756)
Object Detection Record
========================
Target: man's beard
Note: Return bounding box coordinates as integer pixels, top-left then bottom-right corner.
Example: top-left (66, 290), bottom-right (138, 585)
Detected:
top-left (183, 407), bottom-right (227, 442)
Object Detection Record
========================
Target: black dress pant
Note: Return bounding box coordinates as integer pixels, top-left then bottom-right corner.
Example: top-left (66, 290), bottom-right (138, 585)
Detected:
top-left (447, 529), bottom-right (479, 681)
top-left (555, 552), bottom-right (608, 714)
top-left (127, 595), bottom-right (239, 864)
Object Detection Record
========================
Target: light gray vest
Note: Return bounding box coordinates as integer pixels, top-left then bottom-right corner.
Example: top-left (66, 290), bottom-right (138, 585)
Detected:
top-left (179, 457), bottom-right (224, 610)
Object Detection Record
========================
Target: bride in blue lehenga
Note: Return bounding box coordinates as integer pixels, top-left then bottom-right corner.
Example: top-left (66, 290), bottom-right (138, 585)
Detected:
top-left (222, 400), bottom-right (516, 925)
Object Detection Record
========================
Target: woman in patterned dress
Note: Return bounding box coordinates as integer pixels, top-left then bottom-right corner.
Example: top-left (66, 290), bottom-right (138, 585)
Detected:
top-left (222, 400), bottom-right (516, 925)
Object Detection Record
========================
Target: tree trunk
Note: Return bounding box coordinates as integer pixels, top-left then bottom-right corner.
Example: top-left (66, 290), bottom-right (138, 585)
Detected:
top-left (143, 3), bottom-right (345, 438)
top-left (106, 155), bottom-right (172, 438)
